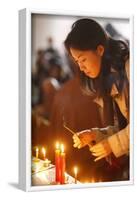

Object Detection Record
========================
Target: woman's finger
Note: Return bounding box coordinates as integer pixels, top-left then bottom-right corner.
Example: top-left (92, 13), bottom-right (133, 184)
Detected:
top-left (73, 136), bottom-right (77, 141)
top-left (90, 144), bottom-right (103, 152)
top-left (73, 143), bottom-right (79, 148)
top-left (94, 154), bottom-right (107, 162)
top-left (73, 140), bottom-right (82, 147)
top-left (90, 145), bottom-right (105, 154)
top-left (78, 144), bottom-right (82, 149)
top-left (73, 138), bottom-right (78, 143)
top-left (92, 150), bottom-right (106, 157)
top-left (73, 135), bottom-right (80, 142)
top-left (74, 138), bottom-right (81, 144)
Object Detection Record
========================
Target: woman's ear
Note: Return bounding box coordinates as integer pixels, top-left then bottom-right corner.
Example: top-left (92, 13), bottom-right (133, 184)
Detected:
top-left (96, 45), bottom-right (104, 57)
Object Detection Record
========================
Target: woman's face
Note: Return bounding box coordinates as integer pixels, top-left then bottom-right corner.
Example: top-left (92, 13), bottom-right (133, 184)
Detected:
top-left (70, 46), bottom-right (104, 78)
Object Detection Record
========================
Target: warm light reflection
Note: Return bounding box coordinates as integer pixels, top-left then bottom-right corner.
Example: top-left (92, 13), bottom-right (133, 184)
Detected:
top-left (91, 178), bottom-right (95, 183)
top-left (56, 142), bottom-right (60, 149)
top-left (74, 166), bottom-right (78, 184)
top-left (60, 144), bottom-right (64, 153)
top-left (84, 181), bottom-right (89, 184)
top-left (42, 147), bottom-right (46, 159)
top-left (74, 166), bottom-right (78, 175)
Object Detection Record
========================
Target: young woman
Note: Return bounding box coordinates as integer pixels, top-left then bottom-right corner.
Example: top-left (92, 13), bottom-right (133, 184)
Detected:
top-left (64, 18), bottom-right (129, 163)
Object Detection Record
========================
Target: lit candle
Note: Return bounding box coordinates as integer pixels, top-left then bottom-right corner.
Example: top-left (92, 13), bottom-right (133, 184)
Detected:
top-left (36, 147), bottom-right (39, 159)
top-left (91, 178), bottom-right (95, 183)
top-left (74, 166), bottom-right (78, 184)
top-left (42, 147), bottom-right (46, 160)
top-left (55, 142), bottom-right (61, 183)
top-left (84, 181), bottom-right (89, 184)
top-left (60, 144), bottom-right (66, 184)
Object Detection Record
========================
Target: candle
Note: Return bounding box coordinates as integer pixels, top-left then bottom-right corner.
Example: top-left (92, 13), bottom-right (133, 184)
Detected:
top-left (44, 158), bottom-right (51, 167)
top-left (55, 142), bottom-right (61, 183)
top-left (60, 144), bottom-right (66, 184)
top-left (36, 147), bottom-right (39, 159)
top-left (74, 166), bottom-right (78, 184)
top-left (91, 178), bottom-right (95, 183)
top-left (42, 147), bottom-right (46, 160)
top-left (84, 181), bottom-right (89, 184)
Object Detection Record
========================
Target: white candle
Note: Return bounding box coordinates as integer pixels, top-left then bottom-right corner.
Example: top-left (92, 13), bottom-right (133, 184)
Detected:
top-left (36, 147), bottom-right (39, 159)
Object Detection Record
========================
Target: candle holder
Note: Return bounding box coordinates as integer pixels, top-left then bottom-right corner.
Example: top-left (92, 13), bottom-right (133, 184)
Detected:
top-left (32, 158), bottom-right (42, 173)
top-left (32, 157), bottom-right (40, 163)
top-left (43, 159), bottom-right (51, 168)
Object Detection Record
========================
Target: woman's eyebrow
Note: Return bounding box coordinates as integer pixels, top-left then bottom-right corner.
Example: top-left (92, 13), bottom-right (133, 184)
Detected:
top-left (77, 54), bottom-right (83, 59)
top-left (73, 54), bottom-right (83, 62)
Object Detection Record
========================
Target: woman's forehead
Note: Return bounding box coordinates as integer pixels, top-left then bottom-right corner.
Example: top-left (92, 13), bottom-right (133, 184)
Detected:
top-left (70, 48), bottom-right (86, 59)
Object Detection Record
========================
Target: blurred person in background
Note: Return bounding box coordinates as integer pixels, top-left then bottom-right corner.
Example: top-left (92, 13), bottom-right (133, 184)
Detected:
top-left (32, 77), bottom-right (61, 149)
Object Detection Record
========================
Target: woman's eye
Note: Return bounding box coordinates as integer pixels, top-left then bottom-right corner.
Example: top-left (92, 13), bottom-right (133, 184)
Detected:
top-left (82, 59), bottom-right (86, 62)
top-left (75, 60), bottom-right (79, 64)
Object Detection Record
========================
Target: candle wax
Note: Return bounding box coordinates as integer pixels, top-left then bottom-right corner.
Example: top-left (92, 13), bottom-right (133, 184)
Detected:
top-left (55, 149), bottom-right (61, 183)
top-left (60, 152), bottom-right (66, 184)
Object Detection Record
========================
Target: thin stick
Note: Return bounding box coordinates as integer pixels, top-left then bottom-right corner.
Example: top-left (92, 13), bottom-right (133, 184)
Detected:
top-left (64, 122), bottom-right (94, 149)
top-left (63, 124), bottom-right (75, 135)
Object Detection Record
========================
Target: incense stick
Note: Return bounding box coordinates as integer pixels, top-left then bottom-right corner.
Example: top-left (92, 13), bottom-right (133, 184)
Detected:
top-left (63, 124), bottom-right (75, 135)
top-left (63, 122), bottom-right (95, 149)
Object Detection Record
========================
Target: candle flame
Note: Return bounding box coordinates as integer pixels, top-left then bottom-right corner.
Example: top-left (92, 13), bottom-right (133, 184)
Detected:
top-left (36, 147), bottom-right (39, 158)
top-left (84, 181), bottom-right (89, 183)
top-left (91, 178), bottom-right (95, 183)
top-left (56, 142), bottom-right (60, 149)
top-left (36, 147), bottom-right (39, 152)
top-left (61, 144), bottom-right (64, 153)
top-left (74, 166), bottom-right (78, 175)
top-left (42, 147), bottom-right (46, 156)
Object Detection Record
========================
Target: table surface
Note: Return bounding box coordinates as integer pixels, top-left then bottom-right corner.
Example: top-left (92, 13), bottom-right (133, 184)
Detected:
top-left (31, 158), bottom-right (79, 186)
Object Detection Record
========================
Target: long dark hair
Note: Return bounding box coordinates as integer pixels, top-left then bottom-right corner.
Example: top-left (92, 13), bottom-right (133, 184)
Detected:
top-left (64, 18), bottom-right (129, 98)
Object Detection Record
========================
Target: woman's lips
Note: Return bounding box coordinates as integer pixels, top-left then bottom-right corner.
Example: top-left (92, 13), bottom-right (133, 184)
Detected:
top-left (85, 71), bottom-right (90, 75)
top-left (83, 69), bottom-right (92, 76)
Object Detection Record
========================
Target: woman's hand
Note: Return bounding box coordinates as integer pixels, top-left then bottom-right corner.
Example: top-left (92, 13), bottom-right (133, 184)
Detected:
top-left (73, 129), bottom-right (96, 149)
top-left (90, 139), bottom-right (112, 162)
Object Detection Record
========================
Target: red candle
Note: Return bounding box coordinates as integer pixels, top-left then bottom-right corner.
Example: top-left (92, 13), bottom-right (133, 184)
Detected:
top-left (60, 144), bottom-right (66, 184)
top-left (55, 142), bottom-right (61, 183)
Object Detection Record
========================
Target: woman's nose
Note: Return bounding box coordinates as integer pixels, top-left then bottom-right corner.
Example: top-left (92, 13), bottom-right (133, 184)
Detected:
top-left (79, 63), bottom-right (86, 71)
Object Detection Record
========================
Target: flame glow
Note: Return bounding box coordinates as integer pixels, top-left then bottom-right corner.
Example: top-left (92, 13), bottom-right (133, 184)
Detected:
top-left (61, 144), bottom-right (64, 153)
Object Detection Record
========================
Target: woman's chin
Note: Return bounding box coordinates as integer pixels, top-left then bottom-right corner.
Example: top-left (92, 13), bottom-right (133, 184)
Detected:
top-left (86, 72), bottom-right (97, 79)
